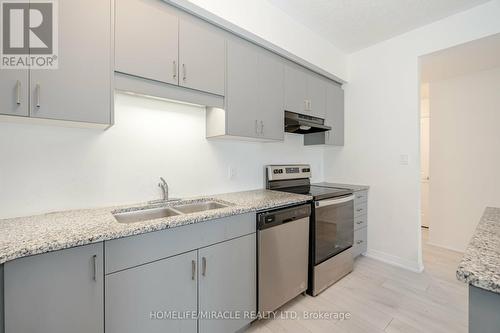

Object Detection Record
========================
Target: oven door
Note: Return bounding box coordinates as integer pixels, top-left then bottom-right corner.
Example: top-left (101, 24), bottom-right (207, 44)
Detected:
top-left (314, 195), bottom-right (354, 265)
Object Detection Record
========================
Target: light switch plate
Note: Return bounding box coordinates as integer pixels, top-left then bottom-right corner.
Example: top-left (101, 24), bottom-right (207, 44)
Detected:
top-left (400, 154), bottom-right (409, 165)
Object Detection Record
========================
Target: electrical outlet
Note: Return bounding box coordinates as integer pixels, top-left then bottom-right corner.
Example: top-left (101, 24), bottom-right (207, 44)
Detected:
top-left (228, 166), bottom-right (237, 180)
top-left (400, 154), bottom-right (409, 165)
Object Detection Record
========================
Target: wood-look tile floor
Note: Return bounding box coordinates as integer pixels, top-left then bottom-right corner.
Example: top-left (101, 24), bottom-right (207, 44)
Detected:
top-left (246, 229), bottom-right (468, 333)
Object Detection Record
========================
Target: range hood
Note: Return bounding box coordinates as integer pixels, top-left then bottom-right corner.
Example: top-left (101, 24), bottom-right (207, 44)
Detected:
top-left (284, 111), bottom-right (331, 134)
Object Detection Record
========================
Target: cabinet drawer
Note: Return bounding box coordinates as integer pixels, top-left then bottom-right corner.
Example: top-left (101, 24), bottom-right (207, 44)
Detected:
top-left (354, 201), bottom-right (367, 217)
top-left (354, 214), bottom-right (367, 231)
top-left (354, 190), bottom-right (368, 204)
top-left (353, 227), bottom-right (367, 258)
top-left (105, 213), bottom-right (255, 274)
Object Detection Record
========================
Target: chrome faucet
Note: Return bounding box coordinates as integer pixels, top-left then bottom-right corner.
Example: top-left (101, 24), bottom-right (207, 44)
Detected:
top-left (158, 177), bottom-right (169, 201)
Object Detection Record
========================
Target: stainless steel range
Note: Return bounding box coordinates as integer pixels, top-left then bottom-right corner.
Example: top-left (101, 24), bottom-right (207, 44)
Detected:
top-left (266, 164), bottom-right (354, 296)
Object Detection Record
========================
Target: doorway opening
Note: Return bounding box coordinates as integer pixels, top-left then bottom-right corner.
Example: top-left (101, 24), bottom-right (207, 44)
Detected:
top-left (419, 33), bottom-right (500, 252)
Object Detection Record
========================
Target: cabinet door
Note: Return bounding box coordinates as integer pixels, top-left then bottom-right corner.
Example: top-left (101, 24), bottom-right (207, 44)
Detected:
top-left (284, 62), bottom-right (307, 114)
top-left (307, 73), bottom-right (326, 119)
top-left (198, 233), bottom-right (256, 333)
top-left (4, 243), bottom-right (104, 333)
top-left (179, 16), bottom-right (225, 96)
top-left (0, 71), bottom-right (29, 116)
top-left (225, 37), bottom-right (260, 138)
top-left (257, 49), bottom-right (284, 141)
top-left (106, 250), bottom-right (198, 333)
top-left (115, 0), bottom-right (179, 85)
top-left (325, 82), bottom-right (344, 145)
top-left (29, 0), bottom-right (112, 124)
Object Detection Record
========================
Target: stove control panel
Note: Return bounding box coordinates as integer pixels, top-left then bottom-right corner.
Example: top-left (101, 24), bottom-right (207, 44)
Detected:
top-left (266, 164), bottom-right (312, 181)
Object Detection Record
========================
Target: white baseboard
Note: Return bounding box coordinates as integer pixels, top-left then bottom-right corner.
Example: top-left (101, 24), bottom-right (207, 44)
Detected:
top-left (363, 249), bottom-right (424, 273)
top-left (426, 241), bottom-right (464, 254)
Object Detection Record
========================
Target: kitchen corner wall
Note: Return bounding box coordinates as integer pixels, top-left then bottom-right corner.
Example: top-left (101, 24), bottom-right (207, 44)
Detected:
top-left (324, 0), bottom-right (500, 271)
top-left (0, 93), bottom-right (325, 220)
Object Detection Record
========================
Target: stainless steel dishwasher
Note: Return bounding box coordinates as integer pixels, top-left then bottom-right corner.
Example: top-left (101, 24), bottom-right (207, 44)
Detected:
top-left (257, 204), bottom-right (311, 313)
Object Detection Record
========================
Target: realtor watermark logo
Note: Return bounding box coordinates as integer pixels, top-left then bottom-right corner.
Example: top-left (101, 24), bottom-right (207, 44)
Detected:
top-left (0, 0), bottom-right (58, 69)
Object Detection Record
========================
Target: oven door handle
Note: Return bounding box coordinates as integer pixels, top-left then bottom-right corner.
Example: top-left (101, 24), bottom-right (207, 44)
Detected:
top-left (316, 195), bottom-right (354, 207)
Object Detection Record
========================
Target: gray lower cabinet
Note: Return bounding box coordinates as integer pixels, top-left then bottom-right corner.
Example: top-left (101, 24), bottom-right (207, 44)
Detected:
top-left (198, 234), bottom-right (256, 333)
top-left (0, 264), bottom-right (4, 333)
top-left (206, 36), bottom-right (283, 141)
top-left (104, 213), bottom-right (256, 332)
top-left (179, 15), bottom-right (226, 96)
top-left (3, 243), bottom-right (104, 333)
top-left (30, 0), bottom-right (113, 124)
top-left (106, 234), bottom-right (256, 333)
top-left (0, 71), bottom-right (29, 117)
top-left (105, 251), bottom-right (198, 333)
top-left (353, 190), bottom-right (368, 258)
top-left (115, 0), bottom-right (179, 85)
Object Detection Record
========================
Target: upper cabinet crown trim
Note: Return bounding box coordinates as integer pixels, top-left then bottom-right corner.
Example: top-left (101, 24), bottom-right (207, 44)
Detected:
top-left (163, 0), bottom-right (345, 85)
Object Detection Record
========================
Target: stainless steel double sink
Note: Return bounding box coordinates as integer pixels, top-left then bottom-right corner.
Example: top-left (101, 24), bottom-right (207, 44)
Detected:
top-left (113, 200), bottom-right (229, 224)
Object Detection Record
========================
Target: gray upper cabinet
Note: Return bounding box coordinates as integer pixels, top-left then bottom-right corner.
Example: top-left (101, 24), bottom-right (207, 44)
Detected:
top-left (284, 62), bottom-right (327, 119)
top-left (30, 0), bottom-right (113, 124)
top-left (307, 73), bottom-right (327, 119)
top-left (198, 233), bottom-right (256, 333)
top-left (284, 62), bottom-right (308, 115)
top-left (4, 243), bottom-right (104, 333)
top-left (256, 48), bottom-right (285, 141)
top-left (207, 36), bottom-right (283, 141)
top-left (325, 82), bottom-right (345, 145)
top-left (115, 0), bottom-right (179, 85)
top-left (224, 37), bottom-right (260, 138)
top-left (0, 71), bottom-right (29, 117)
top-left (179, 16), bottom-right (226, 96)
top-left (106, 250), bottom-right (198, 333)
top-left (304, 80), bottom-right (345, 146)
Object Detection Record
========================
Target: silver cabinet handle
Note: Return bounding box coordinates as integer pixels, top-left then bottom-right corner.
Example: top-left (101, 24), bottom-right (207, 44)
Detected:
top-left (356, 240), bottom-right (363, 245)
top-left (173, 60), bottom-right (177, 79)
top-left (255, 120), bottom-right (258, 134)
top-left (356, 221), bottom-right (363, 225)
top-left (202, 257), bottom-right (207, 276)
top-left (260, 121), bottom-right (264, 135)
top-left (182, 64), bottom-right (186, 81)
top-left (191, 260), bottom-right (196, 280)
top-left (92, 255), bottom-right (97, 281)
top-left (35, 83), bottom-right (41, 108)
top-left (16, 80), bottom-right (21, 105)
top-left (356, 208), bottom-right (363, 212)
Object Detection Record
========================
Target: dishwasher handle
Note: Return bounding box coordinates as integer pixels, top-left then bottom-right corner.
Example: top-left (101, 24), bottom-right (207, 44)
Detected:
top-left (258, 204), bottom-right (311, 230)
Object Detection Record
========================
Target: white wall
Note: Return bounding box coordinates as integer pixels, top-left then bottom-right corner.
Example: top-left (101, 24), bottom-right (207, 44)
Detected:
top-left (0, 93), bottom-right (325, 219)
top-left (183, 0), bottom-right (348, 80)
top-left (324, 0), bottom-right (500, 271)
top-left (429, 67), bottom-right (500, 252)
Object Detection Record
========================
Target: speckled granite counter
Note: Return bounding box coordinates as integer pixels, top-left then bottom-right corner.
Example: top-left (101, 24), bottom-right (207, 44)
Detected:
top-left (0, 190), bottom-right (311, 264)
top-left (457, 207), bottom-right (500, 294)
top-left (313, 182), bottom-right (369, 192)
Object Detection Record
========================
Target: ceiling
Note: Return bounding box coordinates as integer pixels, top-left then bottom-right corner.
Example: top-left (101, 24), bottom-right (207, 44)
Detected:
top-left (267, 0), bottom-right (492, 53)
top-left (421, 33), bottom-right (500, 83)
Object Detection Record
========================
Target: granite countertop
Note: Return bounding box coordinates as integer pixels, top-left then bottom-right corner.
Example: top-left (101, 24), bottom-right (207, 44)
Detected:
top-left (456, 207), bottom-right (500, 294)
top-left (0, 189), bottom-right (312, 265)
top-left (313, 182), bottom-right (370, 192)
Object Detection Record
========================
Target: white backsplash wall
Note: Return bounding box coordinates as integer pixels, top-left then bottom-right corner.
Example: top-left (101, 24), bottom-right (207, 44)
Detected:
top-left (0, 93), bottom-right (324, 219)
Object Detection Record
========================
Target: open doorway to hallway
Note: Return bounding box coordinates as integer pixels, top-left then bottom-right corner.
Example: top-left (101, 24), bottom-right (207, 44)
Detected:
top-left (419, 33), bottom-right (500, 252)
